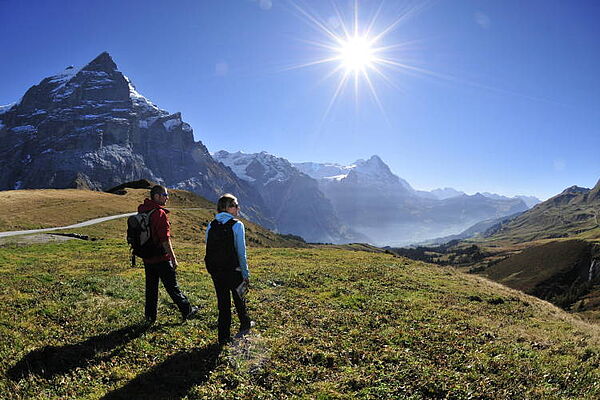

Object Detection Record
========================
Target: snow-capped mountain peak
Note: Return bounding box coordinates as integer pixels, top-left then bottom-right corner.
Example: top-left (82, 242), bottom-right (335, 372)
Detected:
top-left (349, 155), bottom-right (402, 186)
top-left (212, 150), bottom-right (301, 185)
top-left (294, 155), bottom-right (413, 191)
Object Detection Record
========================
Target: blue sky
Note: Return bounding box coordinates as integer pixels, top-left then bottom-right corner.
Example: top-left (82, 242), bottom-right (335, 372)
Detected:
top-left (1, 0), bottom-right (599, 200)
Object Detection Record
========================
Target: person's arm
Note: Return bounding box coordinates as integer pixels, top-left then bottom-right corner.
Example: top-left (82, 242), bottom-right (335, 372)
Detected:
top-left (162, 238), bottom-right (178, 269)
top-left (154, 210), bottom-right (178, 268)
top-left (232, 221), bottom-right (249, 280)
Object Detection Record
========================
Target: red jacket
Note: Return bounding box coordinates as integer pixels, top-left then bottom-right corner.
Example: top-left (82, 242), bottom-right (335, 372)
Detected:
top-left (138, 198), bottom-right (171, 263)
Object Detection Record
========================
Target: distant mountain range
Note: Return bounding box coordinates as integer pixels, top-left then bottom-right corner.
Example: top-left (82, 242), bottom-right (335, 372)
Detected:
top-left (294, 160), bottom-right (540, 206)
top-left (418, 180), bottom-right (599, 246)
top-left (219, 152), bottom-right (532, 246)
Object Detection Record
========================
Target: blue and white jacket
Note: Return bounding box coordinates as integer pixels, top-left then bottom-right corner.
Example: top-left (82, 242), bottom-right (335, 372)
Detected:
top-left (205, 212), bottom-right (249, 279)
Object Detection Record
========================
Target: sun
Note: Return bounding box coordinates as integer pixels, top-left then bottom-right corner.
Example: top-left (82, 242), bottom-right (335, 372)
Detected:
top-left (337, 35), bottom-right (377, 73)
top-left (285, 0), bottom-right (425, 120)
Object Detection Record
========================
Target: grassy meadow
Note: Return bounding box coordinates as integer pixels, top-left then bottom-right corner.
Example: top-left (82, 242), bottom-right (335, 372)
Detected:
top-left (0, 189), bottom-right (600, 398)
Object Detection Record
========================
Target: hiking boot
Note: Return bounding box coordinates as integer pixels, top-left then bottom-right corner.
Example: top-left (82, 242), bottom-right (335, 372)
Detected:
top-left (183, 306), bottom-right (199, 321)
top-left (235, 320), bottom-right (255, 338)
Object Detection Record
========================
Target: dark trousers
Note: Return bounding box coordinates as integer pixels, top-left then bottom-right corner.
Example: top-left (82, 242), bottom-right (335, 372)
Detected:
top-left (211, 272), bottom-right (251, 342)
top-left (144, 260), bottom-right (192, 321)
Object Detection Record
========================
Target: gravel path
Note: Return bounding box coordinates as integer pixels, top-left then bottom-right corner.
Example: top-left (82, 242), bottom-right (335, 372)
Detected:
top-left (0, 212), bottom-right (136, 238)
top-left (0, 207), bottom-right (207, 239)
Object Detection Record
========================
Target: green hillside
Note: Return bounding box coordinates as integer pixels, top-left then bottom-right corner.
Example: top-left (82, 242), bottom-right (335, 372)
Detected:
top-left (481, 180), bottom-right (600, 246)
top-left (1, 231), bottom-right (600, 398)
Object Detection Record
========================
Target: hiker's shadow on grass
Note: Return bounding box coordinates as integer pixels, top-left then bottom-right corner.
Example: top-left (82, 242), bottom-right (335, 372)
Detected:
top-left (101, 343), bottom-right (222, 400)
top-left (7, 323), bottom-right (149, 380)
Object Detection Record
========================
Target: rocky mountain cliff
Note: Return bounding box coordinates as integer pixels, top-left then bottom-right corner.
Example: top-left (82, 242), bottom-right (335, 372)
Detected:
top-left (212, 151), bottom-right (359, 243)
top-left (0, 52), bottom-right (270, 226)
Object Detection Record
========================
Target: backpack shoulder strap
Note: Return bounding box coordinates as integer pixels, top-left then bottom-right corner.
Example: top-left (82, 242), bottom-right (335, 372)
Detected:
top-left (226, 218), bottom-right (238, 227)
top-left (139, 208), bottom-right (157, 217)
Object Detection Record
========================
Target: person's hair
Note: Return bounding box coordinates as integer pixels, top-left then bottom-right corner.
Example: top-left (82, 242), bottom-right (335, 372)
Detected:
top-left (217, 193), bottom-right (238, 212)
top-left (150, 185), bottom-right (167, 200)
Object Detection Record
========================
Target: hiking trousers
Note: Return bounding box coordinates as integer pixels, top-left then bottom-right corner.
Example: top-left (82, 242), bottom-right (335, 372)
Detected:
top-left (144, 260), bottom-right (192, 321)
top-left (211, 271), bottom-right (251, 343)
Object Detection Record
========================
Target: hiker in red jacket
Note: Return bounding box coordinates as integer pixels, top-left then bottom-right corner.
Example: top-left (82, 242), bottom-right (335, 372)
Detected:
top-left (138, 185), bottom-right (198, 324)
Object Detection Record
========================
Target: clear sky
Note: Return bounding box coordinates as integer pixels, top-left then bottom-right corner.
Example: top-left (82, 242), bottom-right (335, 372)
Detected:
top-left (1, 0), bottom-right (599, 200)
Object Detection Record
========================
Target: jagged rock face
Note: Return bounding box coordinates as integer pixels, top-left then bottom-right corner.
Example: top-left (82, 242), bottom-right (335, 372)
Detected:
top-left (213, 151), bottom-right (352, 243)
top-left (0, 52), bottom-right (270, 226)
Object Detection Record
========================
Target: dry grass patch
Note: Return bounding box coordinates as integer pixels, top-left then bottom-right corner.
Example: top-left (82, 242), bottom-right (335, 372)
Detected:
top-left (0, 189), bottom-right (145, 231)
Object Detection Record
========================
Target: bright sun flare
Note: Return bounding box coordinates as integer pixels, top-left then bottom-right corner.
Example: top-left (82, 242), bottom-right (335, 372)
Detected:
top-left (337, 36), bottom-right (377, 72)
top-left (286, 0), bottom-right (425, 121)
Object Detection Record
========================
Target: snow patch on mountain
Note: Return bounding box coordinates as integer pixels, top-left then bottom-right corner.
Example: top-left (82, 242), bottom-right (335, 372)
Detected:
top-left (294, 162), bottom-right (353, 180)
top-left (50, 66), bottom-right (83, 102)
top-left (125, 76), bottom-right (162, 114)
top-left (0, 102), bottom-right (17, 115)
top-left (212, 151), bottom-right (257, 182)
top-left (48, 65), bottom-right (80, 85)
top-left (163, 117), bottom-right (182, 131)
top-left (11, 125), bottom-right (36, 134)
top-left (350, 156), bottom-right (408, 187)
top-left (424, 187), bottom-right (466, 200)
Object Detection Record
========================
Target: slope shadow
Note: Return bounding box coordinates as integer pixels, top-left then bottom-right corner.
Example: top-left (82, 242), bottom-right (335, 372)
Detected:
top-left (101, 343), bottom-right (222, 400)
top-left (7, 323), bottom-right (149, 380)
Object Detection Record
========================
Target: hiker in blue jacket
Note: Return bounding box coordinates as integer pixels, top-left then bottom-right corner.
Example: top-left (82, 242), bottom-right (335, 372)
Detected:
top-left (204, 193), bottom-right (252, 345)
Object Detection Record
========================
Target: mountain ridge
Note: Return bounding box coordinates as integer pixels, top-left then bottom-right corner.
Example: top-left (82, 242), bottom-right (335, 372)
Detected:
top-left (482, 179), bottom-right (600, 244)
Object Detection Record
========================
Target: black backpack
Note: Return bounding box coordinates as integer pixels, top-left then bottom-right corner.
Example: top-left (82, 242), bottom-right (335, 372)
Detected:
top-left (127, 209), bottom-right (165, 263)
top-left (204, 218), bottom-right (239, 275)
